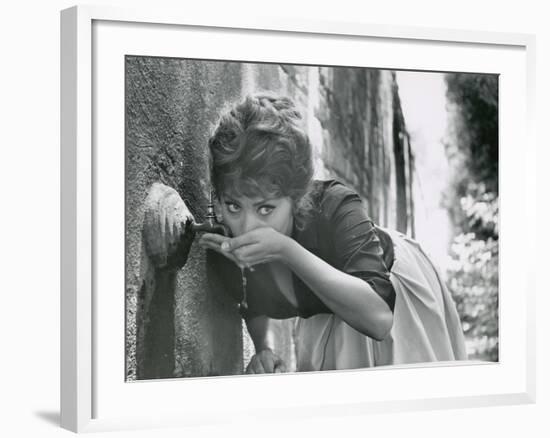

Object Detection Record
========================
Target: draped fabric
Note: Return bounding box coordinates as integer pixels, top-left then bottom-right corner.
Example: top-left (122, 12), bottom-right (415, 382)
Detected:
top-left (294, 227), bottom-right (468, 371)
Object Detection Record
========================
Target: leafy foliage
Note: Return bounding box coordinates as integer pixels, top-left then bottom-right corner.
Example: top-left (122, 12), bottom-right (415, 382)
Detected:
top-left (447, 185), bottom-right (499, 361)
top-left (444, 73), bottom-right (499, 361)
top-left (445, 74), bottom-right (498, 192)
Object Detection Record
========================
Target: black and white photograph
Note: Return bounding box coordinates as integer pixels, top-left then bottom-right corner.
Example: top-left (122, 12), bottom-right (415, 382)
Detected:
top-left (124, 57), bottom-right (498, 380)
top-left (5, 0), bottom-right (548, 435)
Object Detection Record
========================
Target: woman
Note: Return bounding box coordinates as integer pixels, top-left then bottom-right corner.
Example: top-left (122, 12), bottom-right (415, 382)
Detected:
top-left (199, 93), bottom-right (467, 373)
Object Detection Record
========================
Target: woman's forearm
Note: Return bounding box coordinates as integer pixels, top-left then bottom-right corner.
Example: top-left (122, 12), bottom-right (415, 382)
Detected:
top-left (245, 315), bottom-right (276, 353)
top-left (282, 238), bottom-right (393, 340)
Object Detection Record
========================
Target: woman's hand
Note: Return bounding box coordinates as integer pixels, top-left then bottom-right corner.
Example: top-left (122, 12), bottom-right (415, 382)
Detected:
top-left (197, 233), bottom-right (246, 269)
top-left (246, 349), bottom-right (287, 374)
top-left (199, 227), bottom-right (293, 269)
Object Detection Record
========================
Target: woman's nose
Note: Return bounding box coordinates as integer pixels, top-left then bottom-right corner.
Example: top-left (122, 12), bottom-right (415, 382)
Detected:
top-left (242, 211), bottom-right (262, 234)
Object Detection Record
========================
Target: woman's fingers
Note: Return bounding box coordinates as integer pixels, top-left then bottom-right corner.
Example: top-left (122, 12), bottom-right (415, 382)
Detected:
top-left (221, 231), bottom-right (260, 252)
top-left (246, 358), bottom-right (265, 374)
top-left (259, 352), bottom-right (276, 373)
top-left (273, 358), bottom-right (287, 373)
top-left (245, 350), bottom-right (287, 374)
top-left (200, 230), bottom-right (276, 268)
top-left (199, 237), bottom-right (244, 268)
top-left (240, 256), bottom-right (272, 268)
top-left (201, 234), bottom-right (268, 266)
top-left (199, 233), bottom-right (228, 247)
top-left (232, 244), bottom-right (266, 262)
top-left (198, 236), bottom-right (220, 250)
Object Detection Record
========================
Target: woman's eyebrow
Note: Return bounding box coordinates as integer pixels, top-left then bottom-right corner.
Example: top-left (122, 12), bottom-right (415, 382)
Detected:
top-left (253, 198), bottom-right (277, 207)
top-left (222, 193), bottom-right (278, 206)
top-left (222, 194), bottom-right (238, 202)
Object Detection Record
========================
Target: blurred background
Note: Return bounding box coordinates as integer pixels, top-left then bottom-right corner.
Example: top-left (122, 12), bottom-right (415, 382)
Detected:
top-left (397, 71), bottom-right (499, 362)
top-left (125, 58), bottom-right (498, 380)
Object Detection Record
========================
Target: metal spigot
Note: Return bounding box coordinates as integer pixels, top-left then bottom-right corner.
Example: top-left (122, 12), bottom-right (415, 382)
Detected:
top-left (190, 194), bottom-right (229, 236)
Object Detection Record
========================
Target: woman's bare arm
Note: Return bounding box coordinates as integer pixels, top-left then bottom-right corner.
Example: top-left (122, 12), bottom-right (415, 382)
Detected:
top-left (282, 239), bottom-right (393, 341)
top-left (204, 227), bottom-right (394, 341)
top-left (245, 315), bottom-right (274, 353)
top-left (244, 315), bottom-right (287, 373)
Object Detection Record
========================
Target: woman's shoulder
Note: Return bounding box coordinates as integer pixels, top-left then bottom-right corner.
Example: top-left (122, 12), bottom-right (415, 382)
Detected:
top-left (312, 179), bottom-right (359, 196)
top-left (309, 180), bottom-right (395, 270)
top-left (311, 179), bottom-right (364, 220)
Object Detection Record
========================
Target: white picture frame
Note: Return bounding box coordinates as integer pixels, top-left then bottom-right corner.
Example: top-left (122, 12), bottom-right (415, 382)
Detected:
top-left (60, 4), bottom-right (536, 433)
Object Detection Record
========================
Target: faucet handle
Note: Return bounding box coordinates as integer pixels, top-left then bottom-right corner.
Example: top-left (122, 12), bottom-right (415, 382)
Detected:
top-left (190, 219), bottom-right (229, 236)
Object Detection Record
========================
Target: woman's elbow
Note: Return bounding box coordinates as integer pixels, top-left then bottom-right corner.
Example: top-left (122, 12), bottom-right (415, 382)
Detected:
top-left (370, 308), bottom-right (394, 341)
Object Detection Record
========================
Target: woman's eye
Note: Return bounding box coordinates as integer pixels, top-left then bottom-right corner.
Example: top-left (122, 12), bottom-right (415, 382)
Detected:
top-left (258, 205), bottom-right (274, 216)
top-left (226, 203), bottom-right (241, 213)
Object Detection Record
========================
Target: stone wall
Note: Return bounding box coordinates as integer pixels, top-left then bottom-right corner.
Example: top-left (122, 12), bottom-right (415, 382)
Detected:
top-left (125, 57), bottom-right (246, 379)
top-left (273, 64), bottom-right (413, 229)
top-left (125, 57), bottom-right (414, 380)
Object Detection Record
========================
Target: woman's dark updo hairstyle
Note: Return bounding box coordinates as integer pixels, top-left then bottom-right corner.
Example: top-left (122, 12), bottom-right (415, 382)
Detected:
top-left (208, 93), bottom-right (315, 229)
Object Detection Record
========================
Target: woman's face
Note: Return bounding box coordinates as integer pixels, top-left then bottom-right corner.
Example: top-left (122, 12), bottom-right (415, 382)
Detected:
top-left (219, 190), bottom-right (294, 237)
